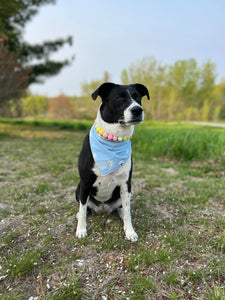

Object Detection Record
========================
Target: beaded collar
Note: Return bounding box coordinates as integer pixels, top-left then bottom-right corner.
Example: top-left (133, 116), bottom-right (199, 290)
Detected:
top-left (94, 119), bottom-right (132, 142)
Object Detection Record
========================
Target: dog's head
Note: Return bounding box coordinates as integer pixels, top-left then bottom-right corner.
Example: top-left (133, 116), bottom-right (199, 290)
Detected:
top-left (92, 83), bottom-right (150, 125)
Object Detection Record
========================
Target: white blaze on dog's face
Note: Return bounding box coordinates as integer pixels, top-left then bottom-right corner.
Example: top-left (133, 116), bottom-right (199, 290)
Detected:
top-left (122, 89), bottom-right (145, 125)
top-left (91, 83), bottom-right (150, 126)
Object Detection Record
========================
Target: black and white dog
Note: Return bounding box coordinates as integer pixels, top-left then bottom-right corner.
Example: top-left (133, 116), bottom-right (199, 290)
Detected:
top-left (76, 83), bottom-right (149, 242)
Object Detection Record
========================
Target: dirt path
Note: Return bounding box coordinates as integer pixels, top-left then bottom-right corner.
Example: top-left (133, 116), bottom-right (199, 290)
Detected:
top-left (187, 121), bottom-right (225, 128)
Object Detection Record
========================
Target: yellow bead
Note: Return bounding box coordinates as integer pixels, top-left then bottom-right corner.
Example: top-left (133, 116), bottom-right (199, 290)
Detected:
top-left (123, 137), bottom-right (127, 141)
top-left (96, 127), bottom-right (101, 133)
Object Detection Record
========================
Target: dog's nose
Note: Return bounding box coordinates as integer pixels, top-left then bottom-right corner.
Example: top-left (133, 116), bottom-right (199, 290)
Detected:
top-left (131, 106), bottom-right (143, 116)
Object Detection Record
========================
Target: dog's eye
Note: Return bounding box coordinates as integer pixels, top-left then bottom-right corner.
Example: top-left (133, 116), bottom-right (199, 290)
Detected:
top-left (132, 93), bottom-right (141, 102)
top-left (116, 97), bottom-right (124, 101)
top-left (134, 96), bottom-right (141, 103)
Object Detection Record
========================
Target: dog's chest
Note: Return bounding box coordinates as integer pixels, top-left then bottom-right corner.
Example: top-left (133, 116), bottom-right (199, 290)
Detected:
top-left (92, 157), bottom-right (131, 202)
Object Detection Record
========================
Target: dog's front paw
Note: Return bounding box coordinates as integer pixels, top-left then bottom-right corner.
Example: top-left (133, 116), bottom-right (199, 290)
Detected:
top-left (76, 228), bottom-right (87, 239)
top-left (125, 228), bottom-right (138, 242)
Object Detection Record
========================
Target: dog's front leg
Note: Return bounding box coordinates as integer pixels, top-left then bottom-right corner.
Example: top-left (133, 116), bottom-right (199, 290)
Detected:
top-left (121, 184), bottom-right (138, 242)
top-left (76, 181), bottom-right (89, 238)
top-left (76, 201), bottom-right (88, 238)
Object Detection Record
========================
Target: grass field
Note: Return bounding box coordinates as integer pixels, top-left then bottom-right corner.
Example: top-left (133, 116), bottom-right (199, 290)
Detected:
top-left (0, 120), bottom-right (224, 299)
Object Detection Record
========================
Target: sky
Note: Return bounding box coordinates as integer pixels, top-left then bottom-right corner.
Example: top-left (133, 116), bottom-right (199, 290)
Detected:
top-left (24, 0), bottom-right (225, 97)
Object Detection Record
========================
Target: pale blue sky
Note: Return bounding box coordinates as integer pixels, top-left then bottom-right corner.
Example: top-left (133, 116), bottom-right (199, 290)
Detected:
top-left (24, 0), bottom-right (225, 96)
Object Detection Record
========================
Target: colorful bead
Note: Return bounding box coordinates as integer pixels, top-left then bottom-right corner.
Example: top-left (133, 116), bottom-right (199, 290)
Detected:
top-left (94, 121), bottom-right (132, 142)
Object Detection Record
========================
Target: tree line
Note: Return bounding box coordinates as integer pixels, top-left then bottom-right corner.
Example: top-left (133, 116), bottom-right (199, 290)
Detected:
top-left (80, 58), bottom-right (225, 122)
top-left (120, 57), bottom-right (225, 121)
top-left (4, 56), bottom-right (225, 122)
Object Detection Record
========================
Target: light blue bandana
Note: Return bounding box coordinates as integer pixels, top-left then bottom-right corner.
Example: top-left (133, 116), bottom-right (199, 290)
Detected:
top-left (89, 125), bottom-right (131, 176)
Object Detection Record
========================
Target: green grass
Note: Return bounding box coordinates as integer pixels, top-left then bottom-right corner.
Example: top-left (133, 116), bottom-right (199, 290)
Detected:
top-left (1, 117), bottom-right (224, 161)
top-left (133, 126), bottom-right (225, 161)
top-left (129, 275), bottom-right (155, 298)
top-left (4, 250), bottom-right (41, 278)
top-left (46, 275), bottom-right (83, 299)
top-left (0, 120), bottom-right (224, 299)
top-left (0, 117), bottom-right (92, 131)
top-left (206, 284), bottom-right (225, 300)
top-left (127, 248), bottom-right (175, 272)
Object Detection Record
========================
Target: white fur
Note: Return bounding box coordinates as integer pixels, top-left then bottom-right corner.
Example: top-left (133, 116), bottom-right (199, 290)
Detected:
top-left (123, 101), bottom-right (144, 124)
top-left (121, 183), bottom-right (138, 242)
top-left (92, 158), bottom-right (131, 202)
top-left (123, 90), bottom-right (144, 124)
top-left (76, 201), bottom-right (88, 238)
top-left (91, 158), bottom-right (131, 214)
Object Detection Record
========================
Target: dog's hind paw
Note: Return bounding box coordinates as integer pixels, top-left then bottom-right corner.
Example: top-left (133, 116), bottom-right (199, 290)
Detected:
top-left (125, 229), bottom-right (138, 242)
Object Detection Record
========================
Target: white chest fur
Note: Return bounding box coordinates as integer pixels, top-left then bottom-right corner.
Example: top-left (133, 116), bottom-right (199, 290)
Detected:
top-left (92, 157), bottom-right (131, 203)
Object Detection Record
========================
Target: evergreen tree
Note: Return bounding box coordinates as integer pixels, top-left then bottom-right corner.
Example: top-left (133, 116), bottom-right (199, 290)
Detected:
top-left (0, 0), bottom-right (73, 85)
top-left (0, 37), bottom-right (29, 116)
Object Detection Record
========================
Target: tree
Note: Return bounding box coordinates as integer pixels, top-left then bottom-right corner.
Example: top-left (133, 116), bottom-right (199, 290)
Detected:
top-left (0, 0), bottom-right (73, 85)
top-left (0, 37), bottom-right (29, 116)
top-left (167, 59), bottom-right (199, 109)
top-left (197, 60), bottom-right (217, 107)
top-left (120, 56), bottom-right (223, 121)
top-left (23, 95), bottom-right (48, 118)
top-left (48, 94), bottom-right (75, 120)
top-left (213, 79), bottom-right (225, 120)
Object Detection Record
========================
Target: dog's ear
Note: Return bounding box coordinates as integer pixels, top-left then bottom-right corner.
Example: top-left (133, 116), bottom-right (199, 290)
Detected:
top-left (91, 82), bottom-right (116, 101)
top-left (132, 83), bottom-right (150, 100)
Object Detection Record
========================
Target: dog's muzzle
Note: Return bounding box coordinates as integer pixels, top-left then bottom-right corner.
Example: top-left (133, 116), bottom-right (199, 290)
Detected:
top-left (130, 105), bottom-right (144, 124)
top-left (121, 103), bottom-right (144, 125)
top-left (131, 106), bottom-right (143, 117)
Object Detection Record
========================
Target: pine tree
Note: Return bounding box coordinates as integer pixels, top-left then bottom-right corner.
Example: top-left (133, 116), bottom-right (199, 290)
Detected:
top-left (0, 0), bottom-right (73, 85)
top-left (0, 37), bottom-right (29, 116)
